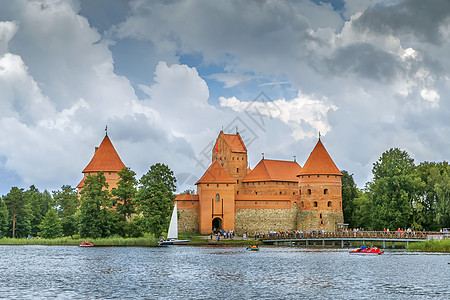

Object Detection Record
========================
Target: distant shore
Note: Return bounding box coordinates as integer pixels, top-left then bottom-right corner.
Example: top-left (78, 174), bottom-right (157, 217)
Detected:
top-left (2, 236), bottom-right (449, 252)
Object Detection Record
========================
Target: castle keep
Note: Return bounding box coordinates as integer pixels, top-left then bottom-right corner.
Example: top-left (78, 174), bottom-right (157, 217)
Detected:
top-left (78, 131), bottom-right (344, 234)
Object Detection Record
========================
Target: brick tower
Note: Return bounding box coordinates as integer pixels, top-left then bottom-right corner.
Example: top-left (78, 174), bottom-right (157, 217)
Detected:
top-left (211, 131), bottom-right (247, 194)
top-left (195, 160), bottom-right (236, 234)
top-left (297, 138), bottom-right (343, 231)
top-left (77, 132), bottom-right (126, 193)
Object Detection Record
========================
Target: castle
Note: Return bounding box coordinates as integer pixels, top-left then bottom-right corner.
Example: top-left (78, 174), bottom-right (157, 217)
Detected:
top-left (78, 131), bottom-right (344, 234)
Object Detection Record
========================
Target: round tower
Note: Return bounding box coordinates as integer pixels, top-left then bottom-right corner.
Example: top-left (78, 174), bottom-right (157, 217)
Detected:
top-left (297, 138), bottom-right (343, 232)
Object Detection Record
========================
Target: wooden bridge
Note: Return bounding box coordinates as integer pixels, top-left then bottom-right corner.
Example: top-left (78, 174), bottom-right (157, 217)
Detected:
top-left (259, 231), bottom-right (446, 248)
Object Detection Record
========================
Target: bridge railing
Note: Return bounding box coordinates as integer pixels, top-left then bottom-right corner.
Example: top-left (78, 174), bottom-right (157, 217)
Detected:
top-left (258, 231), bottom-right (443, 240)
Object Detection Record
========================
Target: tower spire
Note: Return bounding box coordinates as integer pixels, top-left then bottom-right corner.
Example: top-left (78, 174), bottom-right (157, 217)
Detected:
top-left (318, 131), bottom-right (321, 141)
top-left (105, 125), bottom-right (108, 137)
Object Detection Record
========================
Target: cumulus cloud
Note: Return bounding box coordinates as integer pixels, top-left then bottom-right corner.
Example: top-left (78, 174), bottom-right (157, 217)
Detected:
top-left (220, 92), bottom-right (337, 139)
top-left (1, 0), bottom-right (450, 193)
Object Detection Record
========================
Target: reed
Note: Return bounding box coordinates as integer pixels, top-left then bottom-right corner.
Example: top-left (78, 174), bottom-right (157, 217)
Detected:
top-left (0, 236), bottom-right (159, 247)
top-left (407, 239), bottom-right (450, 252)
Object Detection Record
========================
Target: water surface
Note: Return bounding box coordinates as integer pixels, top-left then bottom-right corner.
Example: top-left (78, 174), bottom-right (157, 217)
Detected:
top-left (0, 245), bottom-right (448, 299)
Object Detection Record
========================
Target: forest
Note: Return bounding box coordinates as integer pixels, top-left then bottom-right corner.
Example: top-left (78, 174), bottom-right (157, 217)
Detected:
top-left (1, 148), bottom-right (449, 239)
top-left (0, 163), bottom-right (176, 239)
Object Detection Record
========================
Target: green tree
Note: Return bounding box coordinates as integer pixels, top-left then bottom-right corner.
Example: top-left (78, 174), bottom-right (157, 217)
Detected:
top-left (38, 209), bottom-right (62, 238)
top-left (135, 163), bottom-right (177, 237)
top-left (434, 166), bottom-right (450, 228)
top-left (53, 185), bottom-right (79, 237)
top-left (415, 162), bottom-right (448, 231)
top-left (0, 199), bottom-right (9, 238)
top-left (369, 148), bottom-right (423, 230)
top-left (79, 172), bottom-right (113, 238)
top-left (111, 167), bottom-right (137, 220)
top-left (341, 170), bottom-right (359, 227)
top-left (26, 186), bottom-right (53, 236)
top-left (352, 190), bottom-right (373, 229)
top-left (3, 187), bottom-right (30, 238)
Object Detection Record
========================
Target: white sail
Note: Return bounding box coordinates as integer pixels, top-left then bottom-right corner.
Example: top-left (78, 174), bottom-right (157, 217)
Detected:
top-left (166, 202), bottom-right (178, 239)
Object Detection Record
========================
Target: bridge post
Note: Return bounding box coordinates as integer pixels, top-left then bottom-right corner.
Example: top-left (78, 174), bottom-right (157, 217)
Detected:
top-left (392, 241), bottom-right (395, 249)
top-left (306, 240), bottom-right (309, 247)
top-left (341, 240), bottom-right (344, 248)
top-left (371, 241), bottom-right (374, 247)
top-left (322, 239), bottom-right (325, 247)
top-left (383, 240), bottom-right (386, 248)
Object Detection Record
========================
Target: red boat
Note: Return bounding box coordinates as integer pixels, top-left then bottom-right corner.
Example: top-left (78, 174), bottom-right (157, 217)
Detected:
top-left (79, 241), bottom-right (94, 247)
top-left (349, 246), bottom-right (383, 254)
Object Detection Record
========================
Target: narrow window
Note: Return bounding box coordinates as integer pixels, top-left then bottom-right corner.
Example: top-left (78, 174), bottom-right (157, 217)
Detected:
top-left (237, 191), bottom-right (239, 195)
top-left (217, 184), bottom-right (219, 187)
top-left (313, 201), bottom-right (318, 207)
top-left (327, 201), bottom-right (332, 207)
top-left (279, 191), bottom-right (282, 195)
top-left (324, 189), bottom-right (328, 195)
top-left (308, 189), bottom-right (312, 195)
top-left (319, 213), bottom-right (323, 218)
top-left (237, 168), bottom-right (239, 173)
top-left (216, 194), bottom-right (220, 202)
top-left (301, 201), bottom-right (304, 207)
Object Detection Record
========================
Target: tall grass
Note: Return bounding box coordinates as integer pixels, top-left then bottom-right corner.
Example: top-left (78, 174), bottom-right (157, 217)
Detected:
top-left (407, 239), bottom-right (450, 252)
top-left (0, 236), bottom-right (159, 247)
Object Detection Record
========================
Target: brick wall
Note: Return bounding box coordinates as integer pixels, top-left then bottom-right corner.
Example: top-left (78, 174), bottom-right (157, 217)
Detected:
top-left (297, 209), bottom-right (344, 232)
top-left (234, 206), bottom-right (299, 235)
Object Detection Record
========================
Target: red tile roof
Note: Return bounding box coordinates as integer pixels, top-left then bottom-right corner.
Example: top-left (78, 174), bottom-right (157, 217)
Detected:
top-left (196, 160), bottom-right (236, 184)
top-left (82, 135), bottom-right (126, 173)
top-left (298, 140), bottom-right (342, 176)
top-left (243, 159), bottom-right (302, 182)
top-left (221, 132), bottom-right (247, 153)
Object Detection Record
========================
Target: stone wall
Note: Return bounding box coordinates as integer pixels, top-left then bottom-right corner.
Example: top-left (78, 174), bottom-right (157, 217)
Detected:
top-left (234, 207), bottom-right (298, 235)
top-left (179, 209), bottom-right (199, 233)
top-left (297, 210), bottom-right (343, 232)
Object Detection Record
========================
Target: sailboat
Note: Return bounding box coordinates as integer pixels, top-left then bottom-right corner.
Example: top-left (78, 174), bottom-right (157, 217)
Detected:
top-left (158, 202), bottom-right (190, 246)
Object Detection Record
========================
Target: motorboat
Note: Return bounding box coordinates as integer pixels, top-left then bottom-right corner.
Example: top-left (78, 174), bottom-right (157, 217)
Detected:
top-left (349, 246), bottom-right (383, 254)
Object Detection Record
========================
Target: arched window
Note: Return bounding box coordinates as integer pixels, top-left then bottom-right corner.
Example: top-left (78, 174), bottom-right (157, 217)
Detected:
top-left (324, 189), bottom-right (328, 195)
top-left (301, 201), bottom-right (304, 208)
top-left (319, 213), bottom-right (323, 218)
top-left (308, 189), bottom-right (312, 195)
top-left (216, 194), bottom-right (220, 202)
top-left (327, 201), bottom-right (332, 207)
top-left (313, 201), bottom-right (318, 207)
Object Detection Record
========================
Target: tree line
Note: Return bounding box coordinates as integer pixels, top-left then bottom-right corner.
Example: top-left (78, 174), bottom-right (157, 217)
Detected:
top-left (1, 149), bottom-right (449, 239)
top-left (342, 148), bottom-right (450, 231)
top-left (0, 163), bottom-right (176, 239)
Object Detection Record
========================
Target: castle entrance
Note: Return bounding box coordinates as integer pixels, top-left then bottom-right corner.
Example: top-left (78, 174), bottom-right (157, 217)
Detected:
top-left (212, 218), bottom-right (222, 232)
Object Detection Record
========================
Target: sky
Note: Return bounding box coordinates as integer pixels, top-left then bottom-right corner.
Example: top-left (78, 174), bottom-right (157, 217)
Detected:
top-left (1, 0), bottom-right (450, 196)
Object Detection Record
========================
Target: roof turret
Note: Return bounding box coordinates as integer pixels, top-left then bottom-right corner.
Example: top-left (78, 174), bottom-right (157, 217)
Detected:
top-left (298, 140), bottom-right (342, 176)
top-left (82, 135), bottom-right (126, 173)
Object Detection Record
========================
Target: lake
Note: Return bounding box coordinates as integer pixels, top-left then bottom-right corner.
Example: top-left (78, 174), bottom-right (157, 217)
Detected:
top-left (0, 245), bottom-right (449, 299)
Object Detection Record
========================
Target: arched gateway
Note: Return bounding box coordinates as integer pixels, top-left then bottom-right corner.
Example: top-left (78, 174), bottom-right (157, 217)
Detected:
top-left (212, 218), bottom-right (222, 231)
